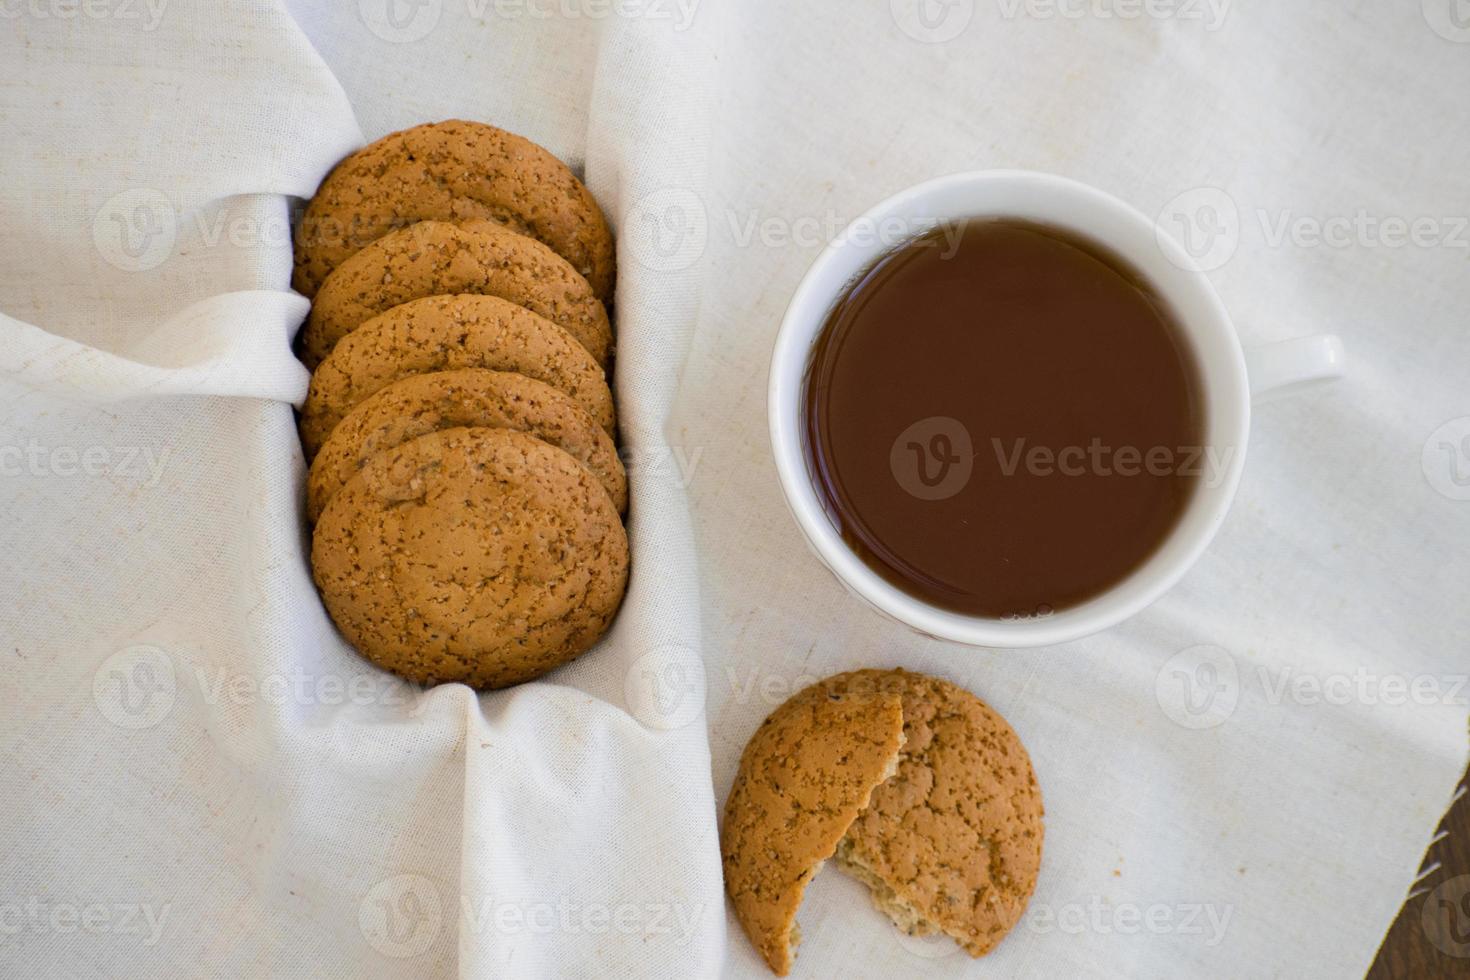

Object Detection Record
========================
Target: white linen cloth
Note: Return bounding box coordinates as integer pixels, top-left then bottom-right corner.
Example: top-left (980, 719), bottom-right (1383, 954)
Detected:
top-left (1, 1), bottom-right (1466, 977)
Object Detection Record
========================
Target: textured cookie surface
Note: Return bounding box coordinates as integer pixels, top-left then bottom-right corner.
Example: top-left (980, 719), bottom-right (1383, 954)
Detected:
top-left (299, 219), bottom-right (612, 369)
top-left (825, 669), bottom-right (1044, 958)
top-left (298, 294), bottom-right (614, 459)
top-left (721, 682), bottom-right (906, 976)
top-left (293, 120), bottom-right (615, 302)
top-left (311, 427), bottom-right (628, 690)
top-left (307, 368), bottom-right (626, 523)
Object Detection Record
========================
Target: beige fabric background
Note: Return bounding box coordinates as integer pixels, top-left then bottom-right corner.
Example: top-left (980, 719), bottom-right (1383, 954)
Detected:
top-left (1, 1), bottom-right (1467, 977)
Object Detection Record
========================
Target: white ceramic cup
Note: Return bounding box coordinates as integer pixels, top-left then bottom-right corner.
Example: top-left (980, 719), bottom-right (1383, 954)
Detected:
top-left (768, 171), bottom-right (1345, 648)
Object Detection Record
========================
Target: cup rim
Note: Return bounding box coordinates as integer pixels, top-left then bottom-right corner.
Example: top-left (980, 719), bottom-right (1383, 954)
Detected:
top-left (767, 169), bottom-right (1250, 648)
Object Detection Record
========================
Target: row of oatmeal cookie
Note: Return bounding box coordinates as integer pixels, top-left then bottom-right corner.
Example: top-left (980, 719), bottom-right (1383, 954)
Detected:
top-left (293, 120), bottom-right (628, 691)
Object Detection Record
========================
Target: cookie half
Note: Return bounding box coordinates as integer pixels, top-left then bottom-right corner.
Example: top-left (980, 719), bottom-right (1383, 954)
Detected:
top-left (297, 294), bottom-right (614, 459)
top-left (721, 683), bottom-right (906, 976)
top-left (307, 368), bottom-right (626, 523)
top-left (826, 669), bottom-right (1044, 958)
top-left (293, 120), bottom-right (615, 302)
top-left (299, 219), bottom-right (612, 370)
top-left (311, 427), bottom-right (628, 689)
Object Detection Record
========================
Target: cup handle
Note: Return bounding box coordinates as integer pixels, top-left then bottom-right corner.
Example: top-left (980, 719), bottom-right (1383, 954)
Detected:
top-left (1244, 334), bottom-right (1346, 403)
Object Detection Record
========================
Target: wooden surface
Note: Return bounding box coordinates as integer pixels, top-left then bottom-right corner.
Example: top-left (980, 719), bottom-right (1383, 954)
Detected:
top-left (1369, 769), bottom-right (1470, 979)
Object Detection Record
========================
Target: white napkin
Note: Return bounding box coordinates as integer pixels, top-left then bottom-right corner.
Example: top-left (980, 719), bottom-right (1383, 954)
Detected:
top-left (2, 2), bottom-right (1466, 978)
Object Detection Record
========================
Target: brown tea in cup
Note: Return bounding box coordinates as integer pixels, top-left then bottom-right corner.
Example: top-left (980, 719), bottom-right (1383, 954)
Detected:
top-left (802, 219), bottom-right (1205, 620)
